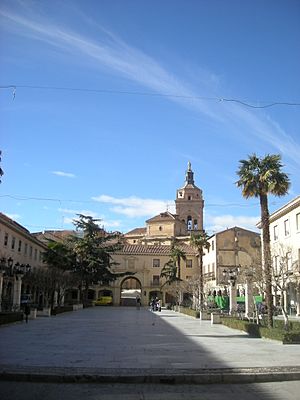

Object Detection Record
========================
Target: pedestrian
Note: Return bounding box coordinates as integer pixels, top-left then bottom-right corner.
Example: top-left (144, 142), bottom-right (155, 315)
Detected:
top-left (151, 298), bottom-right (156, 311)
top-left (24, 303), bottom-right (31, 324)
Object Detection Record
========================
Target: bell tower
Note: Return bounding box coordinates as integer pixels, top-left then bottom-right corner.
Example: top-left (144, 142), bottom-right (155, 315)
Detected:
top-left (175, 162), bottom-right (204, 233)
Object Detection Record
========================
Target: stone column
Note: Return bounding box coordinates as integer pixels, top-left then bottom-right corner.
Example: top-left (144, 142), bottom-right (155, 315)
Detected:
top-left (53, 291), bottom-right (58, 307)
top-left (229, 284), bottom-right (237, 315)
top-left (13, 274), bottom-right (22, 311)
top-left (0, 272), bottom-right (4, 312)
top-left (296, 286), bottom-right (300, 316)
top-left (245, 280), bottom-right (254, 318)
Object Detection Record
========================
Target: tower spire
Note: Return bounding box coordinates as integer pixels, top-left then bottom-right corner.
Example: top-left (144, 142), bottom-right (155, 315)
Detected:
top-left (185, 161), bottom-right (194, 185)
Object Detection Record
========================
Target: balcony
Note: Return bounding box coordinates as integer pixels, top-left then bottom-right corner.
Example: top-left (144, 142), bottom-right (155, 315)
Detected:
top-left (203, 272), bottom-right (215, 281)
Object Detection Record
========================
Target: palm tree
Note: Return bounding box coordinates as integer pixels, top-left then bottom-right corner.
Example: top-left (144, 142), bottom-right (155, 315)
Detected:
top-left (170, 241), bottom-right (186, 281)
top-left (160, 260), bottom-right (180, 288)
top-left (190, 231), bottom-right (210, 310)
top-left (160, 243), bottom-right (186, 305)
top-left (236, 154), bottom-right (290, 327)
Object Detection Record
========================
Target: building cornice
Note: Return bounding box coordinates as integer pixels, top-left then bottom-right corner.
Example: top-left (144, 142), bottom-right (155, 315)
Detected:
top-left (256, 196), bottom-right (300, 227)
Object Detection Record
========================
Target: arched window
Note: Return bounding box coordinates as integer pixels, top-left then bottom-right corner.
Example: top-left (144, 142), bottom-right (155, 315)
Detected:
top-left (187, 216), bottom-right (192, 230)
top-left (194, 219), bottom-right (198, 230)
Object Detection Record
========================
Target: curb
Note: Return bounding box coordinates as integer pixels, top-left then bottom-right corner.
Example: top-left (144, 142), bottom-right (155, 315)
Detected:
top-left (1, 366), bottom-right (300, 384)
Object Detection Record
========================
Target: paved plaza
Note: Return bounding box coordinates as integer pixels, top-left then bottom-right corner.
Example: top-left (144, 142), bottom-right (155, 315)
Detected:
top-left (0, 306), bottom-right (300, 385)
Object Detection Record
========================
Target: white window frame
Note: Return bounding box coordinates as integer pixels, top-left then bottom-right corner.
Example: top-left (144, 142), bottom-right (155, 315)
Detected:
top-left (284, 219), bottom-right (290, 237)
top-left (152, 258), bottom-right (160, 268)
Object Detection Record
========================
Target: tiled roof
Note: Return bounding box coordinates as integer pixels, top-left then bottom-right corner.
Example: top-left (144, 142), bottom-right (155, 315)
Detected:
top-left (125, 227), bottom-right (147, 236)
top-left (116, 244), bottom-right (198, 256)
top-left (146, 212), bottom-right (177, 223)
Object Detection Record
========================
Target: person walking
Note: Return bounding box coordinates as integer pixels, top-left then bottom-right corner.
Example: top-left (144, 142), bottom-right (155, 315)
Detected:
top-left (24, 303), bottom-right (31, 323)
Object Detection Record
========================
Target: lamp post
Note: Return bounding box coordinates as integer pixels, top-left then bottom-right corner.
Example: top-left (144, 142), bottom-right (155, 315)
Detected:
top-left (223, 267), bottom-right (239, 315)
top-left (244, 268), bottom-right (254, 318)
top-left (7, 257), bottom-right (13, 275)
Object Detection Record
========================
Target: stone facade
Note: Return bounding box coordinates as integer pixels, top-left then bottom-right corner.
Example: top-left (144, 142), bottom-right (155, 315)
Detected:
top-left (202, 227), bottom-right (261, 294)
top-left (0, 213), bottom-right (47, 311)
top-left (104, 244), bottom-right (198, 306)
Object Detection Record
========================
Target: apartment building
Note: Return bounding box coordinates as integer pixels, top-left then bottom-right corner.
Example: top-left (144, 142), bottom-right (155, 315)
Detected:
top-left (0, 213), bottom-right (47, 311)
top-left (267, 196), bottom-right (300, 314)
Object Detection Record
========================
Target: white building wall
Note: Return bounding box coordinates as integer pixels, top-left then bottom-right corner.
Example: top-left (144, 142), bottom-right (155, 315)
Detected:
top-left (269, 196), bottom-right (300, 270)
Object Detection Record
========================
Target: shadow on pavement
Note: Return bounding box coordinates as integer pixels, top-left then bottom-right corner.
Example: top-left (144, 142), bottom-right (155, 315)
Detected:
top-left (0, 306), bottom-right (299, 399)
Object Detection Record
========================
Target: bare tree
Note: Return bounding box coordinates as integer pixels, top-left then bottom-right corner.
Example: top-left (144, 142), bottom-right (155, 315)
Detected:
top-left (271, 243), bottom-right (299, 330)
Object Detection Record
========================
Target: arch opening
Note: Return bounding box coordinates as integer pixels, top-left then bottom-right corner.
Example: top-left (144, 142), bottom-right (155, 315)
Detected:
top-left (120, 277), bottom-right (142, 306)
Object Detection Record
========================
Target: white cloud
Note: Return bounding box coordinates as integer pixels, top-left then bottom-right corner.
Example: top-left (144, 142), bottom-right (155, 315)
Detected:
top-left (59, 208), bottom-right (121, 230)
top-left (58, 208), bottom-right (98, 217)
top-left (52, 171), bottom-right (75, 178)
top-left (92, 194), bottom-right (175, 218)
top-left (1, 6), bottom-right (299, 167)
top-left (205, 214), bottom-right (260, 234)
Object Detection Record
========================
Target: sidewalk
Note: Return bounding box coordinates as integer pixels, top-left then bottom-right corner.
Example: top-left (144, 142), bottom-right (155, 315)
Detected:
top-left (0, 307), bottom-right (300, 383)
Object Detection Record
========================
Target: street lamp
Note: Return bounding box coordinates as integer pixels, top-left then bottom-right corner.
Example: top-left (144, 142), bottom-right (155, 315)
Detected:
top-left (222, 267), bottom-right (240, 315)
top-left (223, 267), bottom-right (239, 286)
top-left (7, 257), bottom-right (13, 275)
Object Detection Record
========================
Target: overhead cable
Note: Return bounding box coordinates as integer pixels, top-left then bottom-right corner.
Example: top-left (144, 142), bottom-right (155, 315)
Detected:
top-left (0, 84), bottom-right (299, 108)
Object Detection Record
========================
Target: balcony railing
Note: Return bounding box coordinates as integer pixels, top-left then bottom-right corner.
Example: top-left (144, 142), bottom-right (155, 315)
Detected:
top-left (203, 272), bottom-right (215, 281)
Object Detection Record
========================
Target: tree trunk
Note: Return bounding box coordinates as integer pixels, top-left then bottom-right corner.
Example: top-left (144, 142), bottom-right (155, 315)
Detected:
top-left (260, 193), bottom-right (273, 328)
top-left (280, 289), bottom-right (289, 331)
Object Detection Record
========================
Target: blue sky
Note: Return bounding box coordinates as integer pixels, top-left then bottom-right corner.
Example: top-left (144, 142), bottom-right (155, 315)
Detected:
top-left (1, 0), bottom-right (299, 235)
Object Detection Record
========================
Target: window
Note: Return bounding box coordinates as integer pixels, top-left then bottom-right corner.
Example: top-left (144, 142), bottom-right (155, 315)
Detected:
top-left (194, 219), bottom-right (198, 230)
top-left (152, 259), bottom-right (160, 268)
top-left (211, 240), bottom-right (215, 251)
top-left (29, 246), bottom-right (33, 258)
top-left (34, 249), bottom-right (38, 260)
top-left (152, 275), bottom-right (160, 285)
top-left (18, 240), bottom-right (22, 252)
top-left (186, 259), bottom-right (193, 268)
top-left (284, 219), bottom-right (290, 236)
top-left (4, 233), bottom-right (8, 246)
top-left (128, 259), bottom-right (135, 269)
top-left (11, 237), bottom-right (16, 250)
top-left (296, 213), bottom-right (300, 231)
top-left (24, 243), bottom-right (28, 255)
top-left (187, 216), bottom-right (192, 230)
top-left (159, 226), bottom-right (162, 231)
top-left (273, 225), bottom-right (278, 241)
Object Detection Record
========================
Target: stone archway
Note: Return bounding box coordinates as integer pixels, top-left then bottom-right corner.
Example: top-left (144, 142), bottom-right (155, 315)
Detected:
top-left (120, 277), bottom-right (142, 306)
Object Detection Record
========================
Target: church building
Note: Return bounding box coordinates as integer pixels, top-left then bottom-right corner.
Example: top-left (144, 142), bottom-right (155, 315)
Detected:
top-left (94, 163), bottom-right (204, 306)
